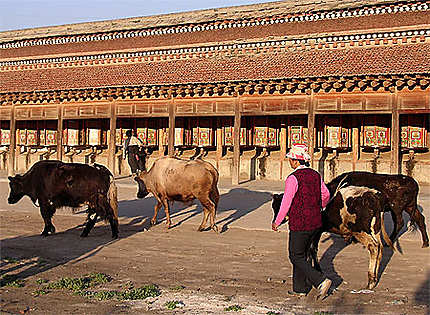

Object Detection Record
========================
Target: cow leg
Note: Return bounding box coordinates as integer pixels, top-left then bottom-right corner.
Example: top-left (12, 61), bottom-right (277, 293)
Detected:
top-left (354, 231), bottom-right (382, 290)
top-left (81, 212), bottom-right (98, 237)
top-left (198, 197), bottom-right (218, 232)
top-left (39, 203), bottom-right (56, 236)
top-left (406, 205), bottom-right (429, 248)
top-left (161, 199), bottom-right (172, 228)
top-left (388, 209), bottom-right (403, 244)
top-left (108, 214), bottom-right (119, 239)
top-left (151, 201), bottom-right (162, 226)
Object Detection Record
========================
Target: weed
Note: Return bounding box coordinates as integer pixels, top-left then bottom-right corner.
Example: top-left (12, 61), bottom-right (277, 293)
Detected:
top-left (36, 278), bottom-right (49, 285)
top-left (2, 256), bottom-right (20, 263)
top-left (170, 285), bottom-right (185, 291)
top-left (1, 275), bottom-right (25, 288)
top-left (119, 284), bottom-right (161, 300)
top-left (33, 289), bottom-right (49, 296)
top-left (267, 312), bottom-right (281, 315)
top-left (79, 290), bottom-right (119, 300)
top-left (225, 304), bottom-right (243, 312)
top-left (165, 300), bottom-right (184, 310)
top-left (47, 273), bottom-right (112, 292)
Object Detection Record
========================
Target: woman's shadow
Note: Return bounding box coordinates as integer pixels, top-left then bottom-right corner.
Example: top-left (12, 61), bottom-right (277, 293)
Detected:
top-left (117, 188), bottom-right (273, 233)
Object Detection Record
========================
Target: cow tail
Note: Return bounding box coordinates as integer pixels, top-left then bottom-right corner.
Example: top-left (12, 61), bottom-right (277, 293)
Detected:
top-left (380, 211), bottom-right (395, 251)
top-left (108, 177), bottom-right (118, 222)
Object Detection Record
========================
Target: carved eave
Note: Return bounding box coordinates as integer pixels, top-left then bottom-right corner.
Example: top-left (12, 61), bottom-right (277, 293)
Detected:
top-left (1, 74), bottom-right (429, 106)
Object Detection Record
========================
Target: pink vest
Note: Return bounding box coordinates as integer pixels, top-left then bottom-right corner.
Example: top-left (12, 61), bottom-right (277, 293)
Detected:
top-left (288, 168), bottom-right (323, 231)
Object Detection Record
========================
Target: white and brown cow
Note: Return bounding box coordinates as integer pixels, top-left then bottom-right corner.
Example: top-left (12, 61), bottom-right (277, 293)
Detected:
top-left (272, 185), bottom-right (395, 290)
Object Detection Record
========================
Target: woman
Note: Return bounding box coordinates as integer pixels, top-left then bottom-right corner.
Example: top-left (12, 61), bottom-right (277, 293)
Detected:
top-left (272, 144), bottom-right (332, 299)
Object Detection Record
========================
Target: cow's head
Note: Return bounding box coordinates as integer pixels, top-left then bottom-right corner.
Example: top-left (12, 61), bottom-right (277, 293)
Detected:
top-left (134, 175), bottom-right (149, 199)
top-left (271, 193), bottom-right (287, 224)
top-left (8, 175), bottom-right (26, 204)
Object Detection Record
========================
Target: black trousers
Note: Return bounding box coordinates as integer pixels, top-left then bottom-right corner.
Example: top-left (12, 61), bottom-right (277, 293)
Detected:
top-left (288, 229), bottom-right (325, 294)
top-left (127, 146), bottom-right (145, 173)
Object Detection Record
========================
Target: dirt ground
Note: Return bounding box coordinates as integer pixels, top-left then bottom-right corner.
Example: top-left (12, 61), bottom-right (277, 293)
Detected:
top-left (1, 177), bottom-right (429, 315)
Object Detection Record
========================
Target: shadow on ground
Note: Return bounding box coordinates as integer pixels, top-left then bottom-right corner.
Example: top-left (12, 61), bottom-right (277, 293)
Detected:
top-left (117, 187), bottom-right (272, 233)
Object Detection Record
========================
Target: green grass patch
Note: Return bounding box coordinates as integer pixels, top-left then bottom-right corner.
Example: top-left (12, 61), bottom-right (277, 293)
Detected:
top-left (266, 312), bottom-right (281, 315)
top-left (46, 272), bottom-right (112, 292)
top-left (225, 305), bottom-right (243, 312)
top-left (119, 284), bottom-right (161, 300)
top-left (170, 285), bottom-right (185, 291)
top-left (33, 289), bottom-right (49, 296)
top-left (165, 300), bottom-right (184, 310)
top-left (1, 274), bottom-right (25, 288)
top-left (2, 256), bottom-right (20, 263)
top-left (36, 278), bottom-right (49, 285)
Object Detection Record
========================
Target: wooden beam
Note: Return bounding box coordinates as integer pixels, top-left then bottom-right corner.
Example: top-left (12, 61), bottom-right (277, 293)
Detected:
top-left (216, 117), bottom-right (223, 170)
top-left (56, 104), bottom-right (63, 161)
top-left (280, 120), bottom-right (287, 180)
top-left (7, 106), bottom-right (16, 176)
top-left (168, 100), bottom-right (175, 156)
top-left (352, 127), bottom-right (359, 171)
top-left (232, 99), bottom-right (241, 186)
top-left (307, 94), bottom-right (316, 168)
top-left (107, 102), bottom-right (117, 172)
top-left (391, 91), bottom-right (400, 174)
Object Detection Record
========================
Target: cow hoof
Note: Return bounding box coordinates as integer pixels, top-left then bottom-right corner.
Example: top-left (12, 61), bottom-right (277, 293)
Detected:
top-left (41, 232), bottom-right (50, 237)
top-left (197, 226), bottom-right (205, 232)
top-left (212, 225), bottom-right (219, 233)
top-left (422, 243), bottom-right (429, 248)
top-left (112, 233), bottom-right (119, 239)
top-left (80, 231), bottom-right (89, 237)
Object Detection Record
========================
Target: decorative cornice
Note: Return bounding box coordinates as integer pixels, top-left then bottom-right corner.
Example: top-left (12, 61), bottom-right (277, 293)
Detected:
top-left (1, 29), bottom-right (429, 69)
top-left (1, 74), bottom-right (428, 105)
top-left (1, 1), bottom-right (428, 49)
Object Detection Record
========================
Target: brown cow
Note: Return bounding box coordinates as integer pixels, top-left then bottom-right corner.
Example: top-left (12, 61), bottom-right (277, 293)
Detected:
top-left (8, 160), bottom-right (119, 238)
top-left (328, 171), bottom-right (428, 248)
top-left (134, 156), bottom-right (219, 232)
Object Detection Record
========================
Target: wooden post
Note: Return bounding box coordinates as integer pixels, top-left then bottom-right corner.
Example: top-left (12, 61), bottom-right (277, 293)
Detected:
top-left (352, 127), bottom-right (359, 171)
top-left (232, 99), bottom-right (241, 185)
top-left (168, 100), bottom-right (175, 157)
top-left (216, 117), bottom-right (223, 170)
top-left (158, 127), bottom-right (165, 156)
top-left (280, 120), bottom-right (287, 179)
top-left (56, 104), bottom-right (63, 161)
top-left (307, 94), bottom-right (316, 168)
top-left (391, 91), bottom-right (400, 174)
top-left (107, 102), bottom-right (116, 171)
top-left (7, 106), bottom-right (16, 176)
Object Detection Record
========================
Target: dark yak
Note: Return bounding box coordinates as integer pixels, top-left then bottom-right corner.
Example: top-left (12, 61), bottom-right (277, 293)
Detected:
top-left (327, 171), bottom-right (428, 248)
top-left (134, 156), bottom-right (219, 232)
top-left (8, 160), bottom-right (119, 238)
top-left (272, 185), bottom-right (395, 290)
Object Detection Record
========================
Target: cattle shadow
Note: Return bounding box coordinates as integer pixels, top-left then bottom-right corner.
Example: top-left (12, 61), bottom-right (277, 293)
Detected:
top-left (117, 188), bottom-right (272, 233)
top-left (0, 206), bottom-right (147, 283)
top-left (414, 271), bottom-right (430, 312)
top-left (318, 233), bottom-right (395, 290)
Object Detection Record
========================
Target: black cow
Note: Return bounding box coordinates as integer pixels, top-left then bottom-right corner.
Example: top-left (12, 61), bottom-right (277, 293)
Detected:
top-left (8, 160), bottom-right (119, 238)
top-left (272, 185), bottom-right (395, 290)
top-left (327, 172), bottom-right (428, 248)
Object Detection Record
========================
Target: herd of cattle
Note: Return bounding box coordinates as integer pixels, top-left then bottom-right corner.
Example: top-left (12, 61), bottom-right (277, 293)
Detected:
top-left (7, 158), bottom-right (429, 290)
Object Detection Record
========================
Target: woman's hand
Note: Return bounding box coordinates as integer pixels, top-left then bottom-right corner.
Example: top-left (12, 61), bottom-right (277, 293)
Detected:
top-left (271, 222), bottom-right (278, 231)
